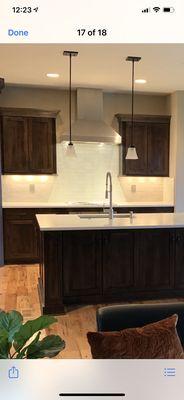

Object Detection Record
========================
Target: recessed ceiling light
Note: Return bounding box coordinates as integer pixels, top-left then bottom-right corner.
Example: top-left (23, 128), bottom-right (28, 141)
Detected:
top-left (135, 79), bottom-right (147, 84)
top-left (46, 73), bottom-right (60, 78)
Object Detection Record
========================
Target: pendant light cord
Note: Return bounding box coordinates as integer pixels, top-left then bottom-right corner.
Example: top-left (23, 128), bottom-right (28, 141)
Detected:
top-left (131, 59), bottom-right (135, 147)
top-left (69, 53), bottom-right (72, 145)
top-left (64, 50), bottom-right (78, 146)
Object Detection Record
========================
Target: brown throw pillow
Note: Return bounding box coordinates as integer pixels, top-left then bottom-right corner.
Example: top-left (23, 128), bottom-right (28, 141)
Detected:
top-left (87, 314), bottom-right (184, 359)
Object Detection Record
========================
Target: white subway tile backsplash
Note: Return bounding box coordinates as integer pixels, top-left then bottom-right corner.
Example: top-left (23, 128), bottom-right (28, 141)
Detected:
top-left (2, 143), bottom-right (124, 204)
top-left (119, 176), bottom-right (174, 203)
top-left (2, 143), bottom-right (174, 204)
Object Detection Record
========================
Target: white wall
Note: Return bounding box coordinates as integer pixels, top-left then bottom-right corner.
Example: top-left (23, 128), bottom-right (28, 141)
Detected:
top-left (103, 92), bottom-right (168, 132)
top-left (166, 94), bottom-right (177, 178)
top-left (170, 91), bottom-right (184, 211)
top-left (0, 86), bottom-right (168, 141)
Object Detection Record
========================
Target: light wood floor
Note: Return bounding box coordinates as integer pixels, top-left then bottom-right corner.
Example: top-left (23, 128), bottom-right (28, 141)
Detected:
top-left (0, 264), bottom-right (184, 358)
top-left (0, 264), bottom-right (96, 358)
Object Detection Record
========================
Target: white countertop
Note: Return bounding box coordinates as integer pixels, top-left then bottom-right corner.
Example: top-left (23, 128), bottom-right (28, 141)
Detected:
top-left (3, 201), bottom-right (174, 208)
top-left (36, 212), bottom-right (183, 231)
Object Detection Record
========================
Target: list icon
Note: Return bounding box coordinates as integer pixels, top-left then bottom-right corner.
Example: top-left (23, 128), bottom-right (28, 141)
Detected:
top-left (164, 367), bottom-right (176, 377)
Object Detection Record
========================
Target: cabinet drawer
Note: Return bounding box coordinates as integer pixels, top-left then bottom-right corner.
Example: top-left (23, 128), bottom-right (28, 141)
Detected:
top-left (4, 208), bottom-right (35, 219)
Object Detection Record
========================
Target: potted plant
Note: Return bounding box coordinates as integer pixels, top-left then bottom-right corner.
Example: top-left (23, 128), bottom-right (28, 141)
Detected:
top-left (0, 310), bottom-right (65, 359)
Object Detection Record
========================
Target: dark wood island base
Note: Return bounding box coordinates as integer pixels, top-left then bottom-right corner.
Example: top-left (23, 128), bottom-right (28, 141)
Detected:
top-left (39, 228), bottom-right (184, 315)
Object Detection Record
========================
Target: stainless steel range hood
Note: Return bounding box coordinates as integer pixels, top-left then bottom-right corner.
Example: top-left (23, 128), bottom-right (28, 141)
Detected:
top-left (62, 88), bottom-right (121, 144)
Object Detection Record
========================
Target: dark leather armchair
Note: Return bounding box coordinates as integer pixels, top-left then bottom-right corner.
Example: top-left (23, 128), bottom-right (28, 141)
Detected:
top-left (97, 303), bottom-right (184, 347)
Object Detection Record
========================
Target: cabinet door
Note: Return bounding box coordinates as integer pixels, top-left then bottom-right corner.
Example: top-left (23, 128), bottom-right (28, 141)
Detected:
top-left (147, 123), bottom-right (169, 176)
top-left (135, 230), bottom-right (172, 290)
top-left (124, 122), bottom-right (148, 175)
top-left (28, 117), bottom-right (56, 174)
top-left (63, 231), bottom-right (102, 296)
top-left (0, 121), bottom-right (3, 265)
top-left (103, 231), bottom-right (135, 294)
top-left (4, 217), bottom-right (39, 264)
top-left (2, 116), bottom-right (29, 173)
top-left (174, 229), bottom-right (184, 289)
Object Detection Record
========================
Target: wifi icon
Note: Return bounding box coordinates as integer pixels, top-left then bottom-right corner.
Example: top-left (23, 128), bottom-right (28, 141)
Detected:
top-left (153, 6), bottom-right (161, 12)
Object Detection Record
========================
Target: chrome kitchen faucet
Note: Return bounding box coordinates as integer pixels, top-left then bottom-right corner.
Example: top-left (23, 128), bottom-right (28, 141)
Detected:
top-left (105, 172), bottom-right (114, 219)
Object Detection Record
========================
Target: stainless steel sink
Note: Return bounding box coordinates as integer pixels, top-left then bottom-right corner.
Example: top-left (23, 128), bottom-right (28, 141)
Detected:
top-left (78, 213), bottom-right (134, 219)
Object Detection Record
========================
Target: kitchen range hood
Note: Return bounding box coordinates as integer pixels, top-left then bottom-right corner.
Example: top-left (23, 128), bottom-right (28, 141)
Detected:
top-left (62, 88), bottom-right (121, 144)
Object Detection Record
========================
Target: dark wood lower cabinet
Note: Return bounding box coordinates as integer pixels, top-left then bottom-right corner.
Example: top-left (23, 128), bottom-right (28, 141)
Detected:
top-left (41, 232), bottom-right (64, 314)
top-left (174, 229), bottom-right (184, 289)
top-left (63, 231), bottom-right (102, 297)
top-left (0, 122), bottom-right (3, 266)
top-left (4, 215), bottom-right (39, 264)
top-left (103, 231), bottom-right (134, 294)
top-left (40, 227), bottom-right (184, 315)
top-left (3, 206), bottom-right (174, 265)
top-left (135, 230), bottom-right (173, 290)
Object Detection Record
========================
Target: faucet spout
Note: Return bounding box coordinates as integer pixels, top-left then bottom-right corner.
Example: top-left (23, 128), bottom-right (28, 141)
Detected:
top-left (105, 172), bottom-right (113, 219)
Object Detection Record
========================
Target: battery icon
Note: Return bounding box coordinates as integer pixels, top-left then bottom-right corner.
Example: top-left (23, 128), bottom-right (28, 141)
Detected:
top-left (163, 7), bottom-right (175, 13)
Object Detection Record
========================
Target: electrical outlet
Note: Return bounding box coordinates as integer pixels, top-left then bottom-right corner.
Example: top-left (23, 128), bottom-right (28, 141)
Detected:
top-left (29, 184), bottom-right (35, 193)
top-left (131, 184), bottom-right (136, 193)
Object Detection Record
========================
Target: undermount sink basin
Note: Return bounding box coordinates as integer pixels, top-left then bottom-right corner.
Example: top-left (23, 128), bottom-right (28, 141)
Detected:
top-left (78, 213), bottom-right (134, 219)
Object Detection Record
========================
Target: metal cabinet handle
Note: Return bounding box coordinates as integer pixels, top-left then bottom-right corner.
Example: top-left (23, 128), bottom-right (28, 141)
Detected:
top-left (103, 234), bottom-right (109, 245)
top-left (176, 234), bottom-right (181, 243)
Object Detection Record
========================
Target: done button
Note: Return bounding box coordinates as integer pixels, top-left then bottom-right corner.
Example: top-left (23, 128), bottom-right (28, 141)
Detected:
top-left (8, 29), bottom-right (29, 37)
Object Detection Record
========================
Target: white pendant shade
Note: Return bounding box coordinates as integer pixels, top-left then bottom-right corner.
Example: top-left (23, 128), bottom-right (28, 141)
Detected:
top-left (66, 143), bottom-right (77, 158)
top-left (125, 146), bottom-right (138, 160)
top-left (126, 56), bottom-right (141, 162)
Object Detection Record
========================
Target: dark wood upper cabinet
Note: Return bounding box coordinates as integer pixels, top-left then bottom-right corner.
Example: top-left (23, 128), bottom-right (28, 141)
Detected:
top-left (2, 116), bottom-right (29, 173)
top-left (1, 108), bottom-right (58, 174)
top-left (147, 122), bottom-right (169, 176)
top-left (28, 117), bottom-right (56, 174)
top-left (116, 115), bottom-right (170, 176)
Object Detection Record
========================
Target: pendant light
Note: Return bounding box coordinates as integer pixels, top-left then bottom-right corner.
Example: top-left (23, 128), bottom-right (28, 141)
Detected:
top-left (125, 56), bottom-right (141, 160)
top-left (63, 50), bottom-right (78, 157)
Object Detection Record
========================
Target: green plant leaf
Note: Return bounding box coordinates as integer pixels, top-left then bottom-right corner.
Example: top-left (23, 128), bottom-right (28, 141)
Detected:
top-left (15, 332), bottom-right (41, 359)
top-left (14, 315), bottom-right (57, 351)
top-left (0, 336), bottom-right (11, 359)
top-left (0, 311), bottom-right (23, 343)
top-left (26, 335), bottom-right (65, 359)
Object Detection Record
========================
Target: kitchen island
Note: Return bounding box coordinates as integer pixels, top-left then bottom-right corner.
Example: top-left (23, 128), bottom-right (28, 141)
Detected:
top-left (37, 213), bottom-right (184, 314)
top-left (3, 204), bottom-right (174, 265)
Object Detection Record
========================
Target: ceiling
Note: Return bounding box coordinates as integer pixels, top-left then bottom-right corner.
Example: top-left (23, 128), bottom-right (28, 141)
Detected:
top-left (1, 44), bottom-right (184, 94)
